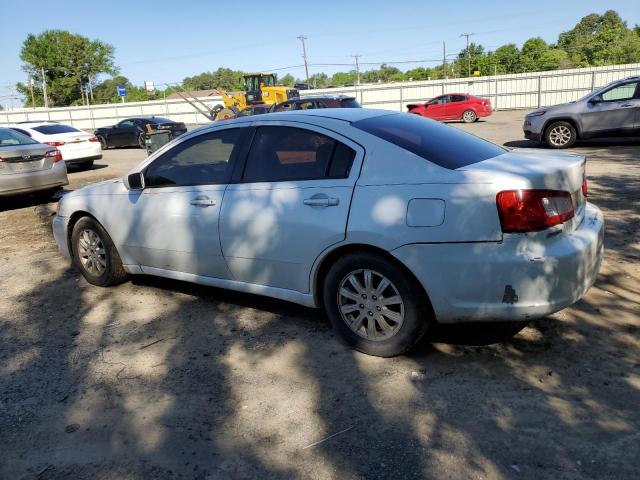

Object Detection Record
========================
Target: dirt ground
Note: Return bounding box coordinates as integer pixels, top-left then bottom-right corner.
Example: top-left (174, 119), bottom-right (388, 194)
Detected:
top-left (1, 111), bottom-right (638, 480)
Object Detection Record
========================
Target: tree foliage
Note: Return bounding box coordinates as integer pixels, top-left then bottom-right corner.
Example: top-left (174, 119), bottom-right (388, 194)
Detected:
top-left (17, 30), bottom-right (116, 106)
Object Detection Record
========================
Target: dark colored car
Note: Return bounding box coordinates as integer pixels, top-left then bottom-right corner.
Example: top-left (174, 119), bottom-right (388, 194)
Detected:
top-left (94, 117), bottom-right (187, 150)
top-left (407, 94), bottom-right (492, 123)
top-left (272, 95), bottom-right (361, 112)
top-left (234, 104), bottom-right (274, 118)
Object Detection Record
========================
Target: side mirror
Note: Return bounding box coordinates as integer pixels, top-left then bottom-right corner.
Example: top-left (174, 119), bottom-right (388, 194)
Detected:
top-left (124, 172), bottom-right (145, 190)
top-left (589, 95), bottom-right (603, 104)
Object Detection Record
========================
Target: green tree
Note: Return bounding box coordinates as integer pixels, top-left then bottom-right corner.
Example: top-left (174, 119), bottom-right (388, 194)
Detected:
top-left (362, 64), bottom-right (403, 83)
top-left (558, 10), bottom-right (640, 65)
top-left (93, 76), bottom-right (160, 103)
top-left (308, 72), bottom-right (330, 88)
top-left (182, 68), bottom-right (244, 91)
top-left (455, 43), bottom-right (485, 76)
top-left (331, 71), bottom-right (357, 85)
top-left (521, 37), bottom-right (548, 70)
top-left (17, 30), bottom-right (116, 106)
top-left (279, 73), bottom-right (295, 87)
top-left (493, 44), bottom-right (524, 73)
top-left (404, 67), bottom-right (433, 81)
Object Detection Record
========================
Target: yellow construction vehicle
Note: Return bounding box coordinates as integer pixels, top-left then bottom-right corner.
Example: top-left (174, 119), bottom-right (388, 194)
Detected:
top-left (214, 73), bottom-right (299, 120)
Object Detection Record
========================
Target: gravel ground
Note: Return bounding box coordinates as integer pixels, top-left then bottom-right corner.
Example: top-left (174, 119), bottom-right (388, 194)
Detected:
top-left (1, 111), bottom-right (638, 480)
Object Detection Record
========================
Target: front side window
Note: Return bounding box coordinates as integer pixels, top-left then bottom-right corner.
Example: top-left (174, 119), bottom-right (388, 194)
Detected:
top-left (295, 101), bottom-right (315, 110)
top-left (145, 129), bottom-right (242, 187)
top-left (242, 126), bottom-right (355, 183)
top-left (600, 82), bottom-right (638, 102)
top-left (354, 113), bottom-right (506, 170)
top-left (118, 120), bottom-right (135, 128)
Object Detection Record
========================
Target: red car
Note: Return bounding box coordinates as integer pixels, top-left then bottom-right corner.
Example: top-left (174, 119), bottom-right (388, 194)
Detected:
top-left (407, 94), bottom-right (492, 123)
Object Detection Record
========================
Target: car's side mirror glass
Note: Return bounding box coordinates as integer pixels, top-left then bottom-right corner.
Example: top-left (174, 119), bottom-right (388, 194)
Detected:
top-left (589, 95), bottom-right (602, 104)
top-left (125, 172), bottom-right (145, 190)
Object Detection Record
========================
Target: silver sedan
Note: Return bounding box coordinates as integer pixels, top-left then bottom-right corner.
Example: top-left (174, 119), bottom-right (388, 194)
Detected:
top-left (0, 128), bottom-right (68, 197)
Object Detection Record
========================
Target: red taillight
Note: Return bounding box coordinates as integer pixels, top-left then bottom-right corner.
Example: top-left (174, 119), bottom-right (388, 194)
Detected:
top-left (45, 149), bottom-right (63, 163)
top-left (88, 136), bottom-right (99, 142)
top-left (45, 141), bottom-right (66, 147)
top-left (582, 179), bottom-right (588, 197)
top-left (496, 189), bottom-right (574, 233)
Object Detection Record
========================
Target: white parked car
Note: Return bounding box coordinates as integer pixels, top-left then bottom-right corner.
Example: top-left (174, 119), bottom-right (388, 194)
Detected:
top-left (52, 109), bottom-right (604, 357)
top-left (10, 121), bottom-right (102, 170)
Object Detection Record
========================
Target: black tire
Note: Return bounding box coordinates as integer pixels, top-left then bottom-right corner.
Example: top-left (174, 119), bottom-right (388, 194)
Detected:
top-left (71, 217), bottom-right (128, 287)
top-left (137, 133), bottom-right (147, 149)
top-left (544, 121), bottom-right (577, 148)
top-left (462, 109), bottom-right (477, 123)
top-left (97, 136), bottom-right (108, 150)
top-left (322, 252), bottom-right (432, 357)
top-left (78, 160), bottom-right (94, 170)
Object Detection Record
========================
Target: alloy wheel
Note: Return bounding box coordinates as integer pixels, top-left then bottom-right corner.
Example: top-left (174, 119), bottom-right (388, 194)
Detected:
top-left (77, 229), bottom-right (107, 276)
top-left (463, 110), bottom-right (477, 122)
top-left (337, 269), bottom-right (405, 341)
top-left (549, 125), bottom-right (572, 146)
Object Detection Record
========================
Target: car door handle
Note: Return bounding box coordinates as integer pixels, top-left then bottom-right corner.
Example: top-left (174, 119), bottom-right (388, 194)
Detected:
top-left (190, 196), bottom-right (216, 207)
top-left (303, 197), bottom-right (339, 207)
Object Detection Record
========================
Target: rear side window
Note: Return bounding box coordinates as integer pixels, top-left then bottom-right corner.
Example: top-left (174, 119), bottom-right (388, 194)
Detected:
top-left (242, 126), bottom-right (355, 182)
top-left (32, 124), bottom-right (81, 135)
top-left (353, 113), bottom-right (506, 170)
top-left (0, 128), bottom-right (38, 146)
top-left (145, 129), bottom-right (242, 187)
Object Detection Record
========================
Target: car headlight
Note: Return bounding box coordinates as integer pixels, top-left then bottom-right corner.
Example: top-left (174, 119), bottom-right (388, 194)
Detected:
top-left (527, 110), bottom-right (546, 117)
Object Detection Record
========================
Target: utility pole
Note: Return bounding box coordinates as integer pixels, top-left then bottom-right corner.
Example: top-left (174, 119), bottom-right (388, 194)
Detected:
top-left (88, 74), bottom-right (94, 102)
top-left (40, 66), bottom-right (49, 108)
top-left (28, 75), bottom-right (35, 108)
top-left (297, 35), bottom-right (310, 85)
top-left (460, 33), bottom-right (475, 77)
top-left (442, 41), bottom-right (447, 79)
top-left (351, 54), bottom-right (361, 85)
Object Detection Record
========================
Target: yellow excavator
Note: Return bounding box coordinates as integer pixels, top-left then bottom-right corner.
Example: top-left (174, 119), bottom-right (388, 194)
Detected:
top-left (171, 73), bottom-right (299, 121)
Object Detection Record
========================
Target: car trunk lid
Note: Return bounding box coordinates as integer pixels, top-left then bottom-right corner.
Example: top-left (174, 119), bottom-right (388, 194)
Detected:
top-left (0, 144), bottom-right (54, 175)
top-left (459, 149), bottom-right (587, 231)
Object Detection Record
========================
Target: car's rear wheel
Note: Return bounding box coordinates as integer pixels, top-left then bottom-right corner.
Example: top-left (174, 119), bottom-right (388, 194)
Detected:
top-left (78, 160), bottom-right (94, 170)
top-left (71, 217), bottom-right (128, 287)
top-left (462, 110), bottom-right (477, 123)
top-left (323, 252), bottom-right (431, 357)
top-left (97, 136), bottom-right (108, 150)
top-left (544, 121), bottom-right (577, 148)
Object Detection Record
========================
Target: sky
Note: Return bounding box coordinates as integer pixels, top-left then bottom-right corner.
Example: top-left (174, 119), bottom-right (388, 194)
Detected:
top-left (1, 0), bottom-right (639, 103)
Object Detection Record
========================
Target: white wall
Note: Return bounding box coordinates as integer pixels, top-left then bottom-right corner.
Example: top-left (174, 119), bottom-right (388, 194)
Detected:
top-left (2, 63), bottom-right (639, 129)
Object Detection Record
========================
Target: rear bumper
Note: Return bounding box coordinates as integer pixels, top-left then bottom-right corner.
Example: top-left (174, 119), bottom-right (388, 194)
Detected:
top-left (0, 161), bottom-right (68, 197)
top-left (391, 202), bottom-right (604, 323)
top-left (53, 215), bottom-right (71, 259)
top-left (476, 107), bottom-right (492, 118)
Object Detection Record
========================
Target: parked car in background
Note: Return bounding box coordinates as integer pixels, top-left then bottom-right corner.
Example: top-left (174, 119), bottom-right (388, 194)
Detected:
top-left (94, 116), bottom-right (187, 150)
top-left (0, 127), bottom-right (68, 197)
top-left (523, 76), bottom-right (640, 148)
top-left (272, 95), bottom-right (360, 112)
top-left (53, 109), bottom-right (603, 357)
top-left (10, 121), bottom-right (101, 170)
top-left (407, 94), bottom-right (492, 123)
top-left (235, 104), bottom-right (274, 118)
top-left (294, 83), bottom-right (312, 90)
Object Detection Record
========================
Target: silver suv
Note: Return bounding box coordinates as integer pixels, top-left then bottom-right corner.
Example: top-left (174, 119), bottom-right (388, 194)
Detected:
top-left (523, 76), bottom-right (640, 148)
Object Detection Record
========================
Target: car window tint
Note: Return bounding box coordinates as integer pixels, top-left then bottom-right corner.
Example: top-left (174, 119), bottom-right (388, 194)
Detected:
top-left (601, 82), bottom-right (638, 102)
top-left (118, 120), bottom-right (134, 127)
top-left (354, 113), bottom-right (506, 170)
top-left (296, 101), bottom-right (315, 110)
top-left (243, 126), bottom-right (354, 182)
top-left (340, 98), bottom-right (361, 108)
top-left (0, 128), bottom-right (39, 146)
top-left (10, 128), bottom-right (32, 137)
top-left (450, 95), bottom-right (466, 102)
top-left (145, 129), bottom-right (241, 187)
top-left (32, 124), bottom-right (82, 135)
top-left (328, 142), bottom-right (356, 178)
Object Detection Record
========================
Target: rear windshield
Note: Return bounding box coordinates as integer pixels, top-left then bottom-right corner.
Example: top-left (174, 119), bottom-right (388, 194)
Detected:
top-left (353, 113), bottom-right (506, 169)
top-left (340, 98), bottom-right (361, 108)
top-left (32, 124), bottom-right (82, 135)
top-left (0, 128), bottom-right (38, 146)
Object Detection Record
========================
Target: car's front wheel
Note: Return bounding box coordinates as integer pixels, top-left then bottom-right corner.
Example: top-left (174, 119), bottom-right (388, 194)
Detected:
top-left (323, 252), bottom-right (431, 357)
top-left (71, 217), bottom-right (128, 287)
top-left (137, 133), bottom-right (147, 149)
top-left (544, 121), bottom-right (577, 148)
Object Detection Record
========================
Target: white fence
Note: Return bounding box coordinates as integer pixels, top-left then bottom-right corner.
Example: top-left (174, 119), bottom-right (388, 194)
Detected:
top-left (2, 63), bottom-right (639, 130)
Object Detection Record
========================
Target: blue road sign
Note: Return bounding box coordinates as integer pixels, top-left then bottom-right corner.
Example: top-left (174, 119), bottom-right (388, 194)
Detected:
top-left (116, 85), bottom-right (127, 97)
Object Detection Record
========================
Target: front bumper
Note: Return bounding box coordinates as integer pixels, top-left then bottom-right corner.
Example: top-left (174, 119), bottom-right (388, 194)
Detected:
top-left (523, 116), bottom-right (545, 142)
top-left (0, 161), bottom-right (68, 197)
top-left (391, 202), bottom-right (604, 323)
top-left (53, 215), bottom-right (71, 260)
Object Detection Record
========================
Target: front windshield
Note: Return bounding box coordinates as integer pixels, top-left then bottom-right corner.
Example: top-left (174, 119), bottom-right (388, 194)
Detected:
top-left (261, 75), bottom-right (275, 87)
